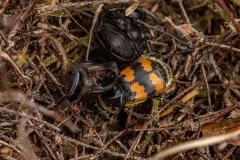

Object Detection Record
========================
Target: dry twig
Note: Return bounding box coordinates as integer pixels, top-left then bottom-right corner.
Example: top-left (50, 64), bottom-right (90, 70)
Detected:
top-left (150, 116), bottom-right (240, 159)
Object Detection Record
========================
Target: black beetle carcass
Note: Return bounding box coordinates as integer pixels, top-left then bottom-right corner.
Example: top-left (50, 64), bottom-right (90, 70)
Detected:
top-left (93, 8), bottom-right (148, 63)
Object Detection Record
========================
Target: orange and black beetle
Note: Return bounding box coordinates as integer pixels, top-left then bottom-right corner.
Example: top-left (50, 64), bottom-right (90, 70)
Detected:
top-left (99, 54), bottom-right (173, 114)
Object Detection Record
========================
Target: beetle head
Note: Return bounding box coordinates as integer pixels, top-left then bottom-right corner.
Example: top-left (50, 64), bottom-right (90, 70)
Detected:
top-left (68, 61), bottom-right (119, 99)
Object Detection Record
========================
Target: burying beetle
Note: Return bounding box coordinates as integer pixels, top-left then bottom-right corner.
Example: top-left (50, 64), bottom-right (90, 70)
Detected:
top-left (93, 7), bottom-right (148, 63)
top-left (69, 54), bottom-right (172, 114)
top-left (99, 54), bottom-right (172, 114)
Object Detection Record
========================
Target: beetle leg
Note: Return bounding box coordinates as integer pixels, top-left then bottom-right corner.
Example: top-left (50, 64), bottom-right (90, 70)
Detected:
top-left (77, 64), bottom-right (90, 97)
top-left (68, 71), bottom-right (80, 97)
top-left (99, 83), bottom-right (127, 114)
top-left (146, 42), bottom-right (153, 53)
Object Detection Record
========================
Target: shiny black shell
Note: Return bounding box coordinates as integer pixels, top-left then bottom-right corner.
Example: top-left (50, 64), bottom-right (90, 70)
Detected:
top-left (94, 8), bottom-right (147, 62)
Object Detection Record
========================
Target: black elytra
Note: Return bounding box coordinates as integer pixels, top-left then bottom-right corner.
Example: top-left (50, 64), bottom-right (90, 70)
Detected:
top-left (93, 8), bottom-right (147, 63)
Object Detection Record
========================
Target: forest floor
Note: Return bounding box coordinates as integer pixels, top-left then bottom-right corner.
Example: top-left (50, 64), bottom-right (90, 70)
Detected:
top-left (0, 0), bottom-right (240, 159)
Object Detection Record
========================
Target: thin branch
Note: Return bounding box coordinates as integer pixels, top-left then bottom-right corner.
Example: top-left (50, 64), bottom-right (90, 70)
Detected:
top-left (201, 64), bottom-right (212, 110)
top-left (205, 41), bottom-right (240, 53)
top-left (37, 0), bottom-right (155, 14)
top-left (150, 116), bottom-right (240, 159)
top-left (174, 0), bottom-right (190, 24)
top-left (0, 49), bottom-right (33, 89)
top-left (216, 0), bottom-right (240, 33)
top-left (85, 4), bottom-right (104, 61)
